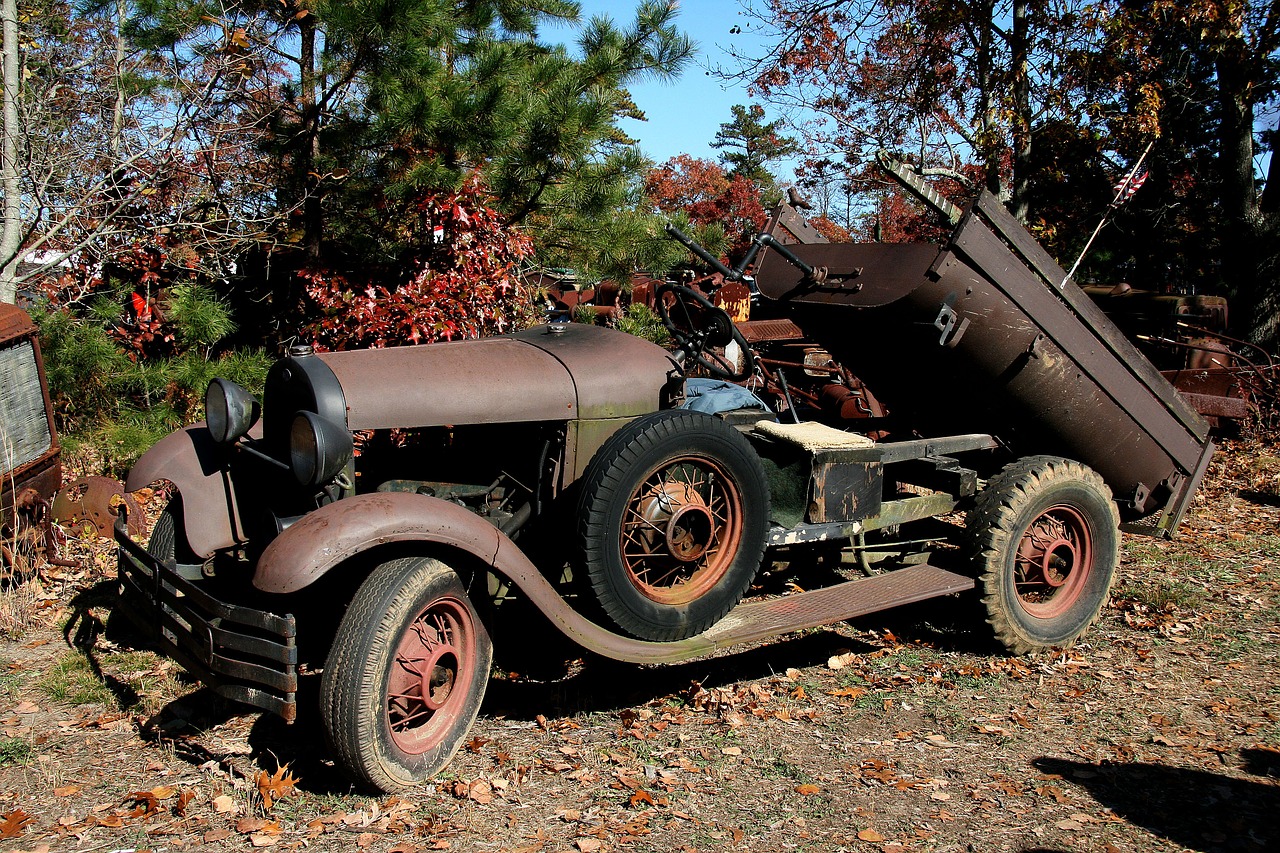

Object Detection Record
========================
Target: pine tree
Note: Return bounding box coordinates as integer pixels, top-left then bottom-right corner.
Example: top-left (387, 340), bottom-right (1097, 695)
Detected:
top-left (710, 104), bottom-right (798, 189)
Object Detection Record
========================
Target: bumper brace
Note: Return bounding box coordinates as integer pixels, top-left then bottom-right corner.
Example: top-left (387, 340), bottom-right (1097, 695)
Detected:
top-left (115, 518), bottom-right (298, 721)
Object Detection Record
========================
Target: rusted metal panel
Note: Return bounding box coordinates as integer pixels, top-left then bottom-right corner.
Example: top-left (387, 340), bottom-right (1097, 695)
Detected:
top-left (51, 475), bottom-right (144, 538)
top-left (756, 243), bottom-right (942, 307)
top-left (701, 563), bottom-right (972, 645)
top-left (318, 324), bottom-right (672, 429)
top-left (319, 335), bottom-right (576, 429)
top-left (763, 200), bottom-right (831, 246)
top-left (810, 460), bottom-right (881, 523)
top-left (973, 193), bottom-right (1207, 438)
top-left (1, 305), bottom-right (62, 532)
top-left (738, 318), bottom-right (807, 344)
top-left (940, 216), bottom-right (1206, 509)
top-left (0, 302), bottom-right (36, 340)
top-left (124, 424), bottom-right (243, 558)
top-left (517, 323), bottom-right (677, 421)
top-left (565, 417), bottom-right (637, 483)
top-left (860, 492), bottom-right (962, 532)
top-left (714, 280), bottom-right (753, 322)
top-left (254, 491), bottom-right (502, 594)
top-left (1179, 392), bottom-right (1252, 420)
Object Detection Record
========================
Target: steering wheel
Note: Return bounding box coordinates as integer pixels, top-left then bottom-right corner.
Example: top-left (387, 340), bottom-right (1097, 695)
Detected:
top-left (656, 283), bottom-right (756, 382)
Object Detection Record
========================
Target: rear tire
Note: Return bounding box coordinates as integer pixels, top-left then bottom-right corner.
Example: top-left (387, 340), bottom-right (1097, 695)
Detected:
top-left (966, 456), bottom-right (1120, 654)
top-left (578, 410), bottom-right (769, 641)
top-left (321, 556), bottom-right (491, 792)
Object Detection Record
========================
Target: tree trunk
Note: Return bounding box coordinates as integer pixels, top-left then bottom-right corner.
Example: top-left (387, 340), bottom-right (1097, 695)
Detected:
top-left (299, 12), bottom-right (321, 259)
top-left (1010, 0), bottom-right (1032, 222)
top-left (1, 0), bottom-right (22, 304)
top-left (977, 0), bottom-right (1001, 196)
top-left (1214, 44), bottom-right (1268, 341)
top-left (110, 0), bottom-right (127, 156)
top-left (1261, 121), bottom-right (1279, 215)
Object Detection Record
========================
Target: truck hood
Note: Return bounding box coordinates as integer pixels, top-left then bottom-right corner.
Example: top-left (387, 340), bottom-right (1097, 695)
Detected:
top-left (318, 323), bottom-right (677, 429)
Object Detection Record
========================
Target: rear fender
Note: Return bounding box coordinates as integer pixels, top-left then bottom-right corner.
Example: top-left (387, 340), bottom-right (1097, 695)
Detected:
top-left (124, 424), bottom-right (242, 558)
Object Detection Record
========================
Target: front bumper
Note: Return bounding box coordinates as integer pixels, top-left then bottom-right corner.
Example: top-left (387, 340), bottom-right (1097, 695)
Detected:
top-left (115, 517), bottom-right (299, 721)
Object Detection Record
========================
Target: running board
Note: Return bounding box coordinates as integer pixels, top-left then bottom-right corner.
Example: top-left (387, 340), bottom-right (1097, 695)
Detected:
top-left (702, 563), bottom-right (973, 649)
top-left (510, 536), bottom-right (976, 664)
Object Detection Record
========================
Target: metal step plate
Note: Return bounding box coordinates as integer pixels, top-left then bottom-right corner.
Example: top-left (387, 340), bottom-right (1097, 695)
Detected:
top-left (703, 563), bottom-right (973, 648)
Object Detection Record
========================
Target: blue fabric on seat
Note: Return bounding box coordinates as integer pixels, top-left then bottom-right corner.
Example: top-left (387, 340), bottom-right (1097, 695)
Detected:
top-left (681, 378), bottom-right (774, 416)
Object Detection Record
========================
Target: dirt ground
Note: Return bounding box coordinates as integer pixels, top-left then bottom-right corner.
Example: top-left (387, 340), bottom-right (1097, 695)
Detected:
top-left (1, 439), bottom-right (1278, 853)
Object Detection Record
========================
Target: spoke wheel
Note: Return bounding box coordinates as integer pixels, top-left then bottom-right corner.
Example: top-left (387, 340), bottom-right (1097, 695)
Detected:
top-left (580, 410), bottom-right (769, 641)
top-left (620, 456), bottom-right (743, 606)
top-left (966, 456), bottom-right (1119, 654)
top-left (323, 556), bottom-right (491, 792)
top-left (385, 595), bottom-right (478, 755)
top-left (1012, 505), bottom-right (1093, 619)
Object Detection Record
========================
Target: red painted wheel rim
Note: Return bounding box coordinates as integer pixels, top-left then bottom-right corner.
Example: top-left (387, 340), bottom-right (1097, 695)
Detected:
top-left (386, 596), bottom-right (475, 755)
top-left (620, 456), bottom-right (743, 606)
top-left (1014, 504), bottom-right (1093, 619)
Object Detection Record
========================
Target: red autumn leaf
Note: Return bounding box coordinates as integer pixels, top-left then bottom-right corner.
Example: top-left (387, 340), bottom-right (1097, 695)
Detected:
top-left (628, 790), bottom-right (654, 808)
top-left (0, 809), bottom-right (35, 838)
top-left (255, 764), bottom-right (299, 810)
top-left (126, 790), bottom-right (161, 817)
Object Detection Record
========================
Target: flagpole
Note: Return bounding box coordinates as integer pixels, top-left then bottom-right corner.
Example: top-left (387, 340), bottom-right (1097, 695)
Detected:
top-left (1059, 140), bottom-right (1155, 289)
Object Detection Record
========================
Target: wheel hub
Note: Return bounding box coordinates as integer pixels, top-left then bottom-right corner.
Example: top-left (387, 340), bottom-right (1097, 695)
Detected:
top-left (621, 458), bottom-right (741, 605)
top-left (665, 502), bottom-right (716, 562)
top-left (418, 647), bottom-right (459, 712)
top-left (1014, 505), bottom-right (1094, 619)
top-left (387, 598), bottom-right (474, 755)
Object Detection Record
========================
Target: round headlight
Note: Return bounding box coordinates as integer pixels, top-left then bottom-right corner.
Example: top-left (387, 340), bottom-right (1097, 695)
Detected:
top-left (289, 411), bottom-right (353, 487)
top-left (206, 378), bottom-right (260, 444)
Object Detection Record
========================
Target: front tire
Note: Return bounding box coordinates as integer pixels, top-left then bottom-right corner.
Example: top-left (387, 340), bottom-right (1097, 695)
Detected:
top-left (145, 499), bottom-right (204, 580)
top-left (321, 556), bottom-right (491, 793)
top-left (578, 409), bottom-right (769, 641)
top-left (967, 456), bottom-right (1120, 654)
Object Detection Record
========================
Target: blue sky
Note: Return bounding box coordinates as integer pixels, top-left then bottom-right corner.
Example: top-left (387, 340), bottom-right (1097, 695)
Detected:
top-left (554, 0), bottom-right (795, 179)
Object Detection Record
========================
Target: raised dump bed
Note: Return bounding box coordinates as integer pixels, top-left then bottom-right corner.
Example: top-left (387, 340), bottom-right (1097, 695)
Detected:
top-left (754, 191), bottom-right (1215, 538)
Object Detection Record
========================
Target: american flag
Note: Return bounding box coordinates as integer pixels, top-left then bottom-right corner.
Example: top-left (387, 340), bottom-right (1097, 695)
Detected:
top-left (1113, 169), bottom-right (1148, 204)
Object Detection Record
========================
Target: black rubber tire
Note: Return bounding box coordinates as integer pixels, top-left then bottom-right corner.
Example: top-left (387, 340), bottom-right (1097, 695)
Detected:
top-left (321, 556), bottom-right (492, 793)
top-left (145, 499), bottom-right (204, 579)
top-left (578, 409), bottom-right (769, 641)
top-left (966, 456), bottom-right (1120, 654)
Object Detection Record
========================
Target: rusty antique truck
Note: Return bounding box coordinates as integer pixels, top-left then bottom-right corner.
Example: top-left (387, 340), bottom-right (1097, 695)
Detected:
top-left (116, 192), bottom-right (1214, 792)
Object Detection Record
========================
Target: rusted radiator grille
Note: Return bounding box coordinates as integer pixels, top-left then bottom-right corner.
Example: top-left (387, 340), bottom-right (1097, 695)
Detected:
top-left (0, 340), bottom-right (51, 472)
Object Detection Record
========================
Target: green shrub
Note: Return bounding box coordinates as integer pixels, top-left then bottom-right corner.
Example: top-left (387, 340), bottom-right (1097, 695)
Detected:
top-left (614, 303), bottom-right (670, 346)
top-left (33, 293), bottom-right (270, 477)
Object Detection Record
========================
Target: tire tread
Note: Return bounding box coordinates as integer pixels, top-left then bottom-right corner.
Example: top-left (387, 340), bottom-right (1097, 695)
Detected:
top-left (967, 456), bottom-right (1120, 654)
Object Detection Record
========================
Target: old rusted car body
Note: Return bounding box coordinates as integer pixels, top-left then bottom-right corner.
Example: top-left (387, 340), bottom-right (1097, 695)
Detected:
top-left (116, 191), bottom-right (1214, 793)
top-left (1, 303), bottom-right (62, 564)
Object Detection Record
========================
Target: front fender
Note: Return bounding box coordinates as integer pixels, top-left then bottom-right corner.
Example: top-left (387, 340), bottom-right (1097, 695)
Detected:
top-left (254, 492), bottom-right (502, 594)
top-left (253, 491), bottom-right (708, 664)
top-left (124, 424), bottom-right (242, 558)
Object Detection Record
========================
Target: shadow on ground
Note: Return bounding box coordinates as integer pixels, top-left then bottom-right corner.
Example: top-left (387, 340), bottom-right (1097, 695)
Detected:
top-left (1033, 756), bottom-right (1279, 853)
